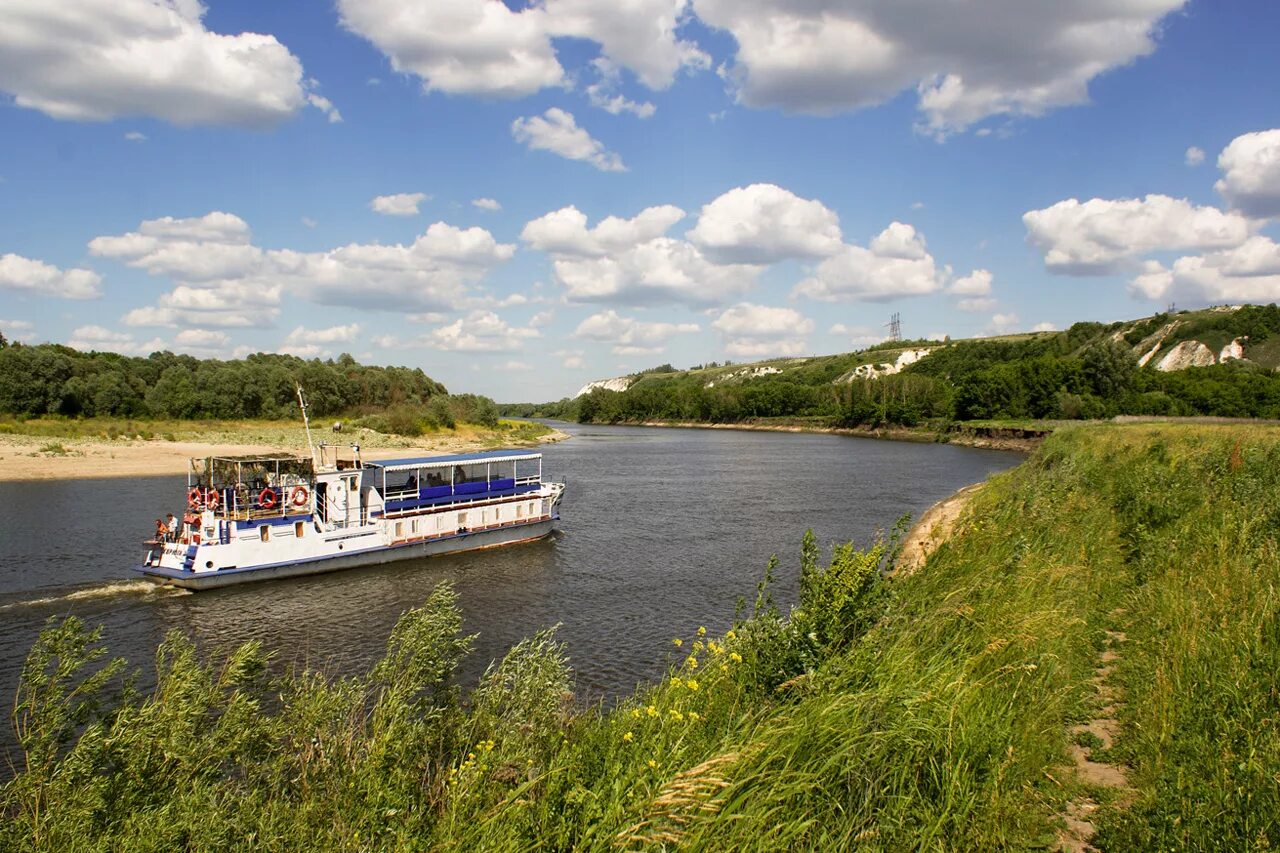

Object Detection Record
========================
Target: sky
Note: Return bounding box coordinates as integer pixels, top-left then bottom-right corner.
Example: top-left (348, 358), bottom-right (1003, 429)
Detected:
top-left (1, 0), bottom-right (1279, 402)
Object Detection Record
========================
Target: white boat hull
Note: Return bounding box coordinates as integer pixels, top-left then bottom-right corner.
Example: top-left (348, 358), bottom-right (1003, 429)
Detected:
top-left (136, 518), bottom-right (556, 590)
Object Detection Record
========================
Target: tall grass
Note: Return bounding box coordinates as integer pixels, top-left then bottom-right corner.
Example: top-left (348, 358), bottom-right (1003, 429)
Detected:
top-left (4, 424), bottom-right (1278, 850)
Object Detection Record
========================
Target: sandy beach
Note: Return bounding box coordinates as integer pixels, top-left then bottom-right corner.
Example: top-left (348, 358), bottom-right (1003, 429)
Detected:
top-left (0, 427), bottom-right (569, 482)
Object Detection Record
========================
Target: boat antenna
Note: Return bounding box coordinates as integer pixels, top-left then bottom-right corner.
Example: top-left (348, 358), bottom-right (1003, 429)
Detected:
top-left (296, 382), bottom-right (318, 470)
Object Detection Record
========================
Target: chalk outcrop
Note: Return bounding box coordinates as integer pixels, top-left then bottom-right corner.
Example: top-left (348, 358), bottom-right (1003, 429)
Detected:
top-left (841, 348), bottom-right (934, 382)
top-left (1219, 338), bottom-right (1246, 362)
top-left (574, 376), bottom-right (634, 398)
top-left (704, 365), bottom-right (782, 388)
top-left (1155, 340), bottom-right (1216, 372)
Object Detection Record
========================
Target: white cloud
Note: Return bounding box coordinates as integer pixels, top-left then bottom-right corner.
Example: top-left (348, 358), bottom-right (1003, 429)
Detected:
top-left (574, 309), bottom-right (698, 354)
top-left (585, 58), bottom-right (657, 118)
top-left (0, 0), bottom-right (324, 128)
top-left (0, 253), bottom-right (102, 299)
top-left (429, 310), bottom-right (539, 352)
top-left (124, 130), bottom-right (146, 142)
top-left (694, 0), bottom-right (1185, 135)
top-left (301, 217), bottom-right (318, 228)
top-left (96, 212), bottom-right (515, 327)
top-left (956, 297), bottom-right (997, 313)
top-left (793, 222), bottom-right (948, 302)
top-left (285, 324), bottom-right (361, 345)
top-left (337, 0), bottom-right (563, 98)
top-left (828, 323), bottom-right (885, 348)
top-left (1129, 237), bottom-right (1280, 303)
top-left (67, 325), bottom-right (165, 356)
top-left (1023, 194), bottom-right (1251, 275)
top-left (1032, 322), bottom-right (1058, 332)
top-left (172, 328), bottom-right (231, 355)
top-left (713, 302), bottom-right (812, 357)
top-left (553, 348), bottom-right (586, 369)
top-left (337, 0), bottom-right (705, 101)
top-left (370, 192), bottom-right (429, 216)
top-left (472, 197), bottom-right (502, 211)
top-left (306, 90), bottom-right (342, 123)
top-left (1185, 146), bottom-right (1205, 167)
top-left (500, 359), bottom-right (533, 371)
top-left (522, 204), bottom-right (685, 257)
top-left (1215, 129), bottom-right (1280, 219)
top-left (687, 183), bottom-right (843, 264)
top-left (0, 319), bottom-right (35, 343)
top-left (512, 108), bottom-right (626, 172)
top-left (987, 312), bottom-right (1020, 335)
top-left (529, 310), bottom-right (554, 327)
top-left (950, 268), bottom-right (993, 296)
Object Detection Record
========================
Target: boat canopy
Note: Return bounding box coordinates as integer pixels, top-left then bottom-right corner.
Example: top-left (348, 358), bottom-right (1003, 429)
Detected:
top-left (194, 455), bottom-right (315, 489)
top-left (366, 449), bottom-right (541, 473)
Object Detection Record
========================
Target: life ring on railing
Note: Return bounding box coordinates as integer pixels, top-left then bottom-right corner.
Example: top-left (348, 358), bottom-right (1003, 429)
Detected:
top-left (204, 489), bottom-right (220, 510)
top-left (258, 487), bottom-right (277, 509)
top-left (187, 488), bottom-right (202, 509)
top-left (290, 485), bottom-right (309, 508)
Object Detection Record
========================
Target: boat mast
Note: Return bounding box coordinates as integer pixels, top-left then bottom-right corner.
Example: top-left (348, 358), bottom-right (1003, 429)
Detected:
top-left (296, 383), bottom-right (318, 470)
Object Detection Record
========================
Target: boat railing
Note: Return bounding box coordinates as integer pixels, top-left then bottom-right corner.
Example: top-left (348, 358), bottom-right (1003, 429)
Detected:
top-left (380, 481), bottom-right (545, 519)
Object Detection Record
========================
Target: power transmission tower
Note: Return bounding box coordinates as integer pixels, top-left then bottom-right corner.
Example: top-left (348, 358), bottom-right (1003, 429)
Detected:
top-left (886, 312), bottom-right (902, 342)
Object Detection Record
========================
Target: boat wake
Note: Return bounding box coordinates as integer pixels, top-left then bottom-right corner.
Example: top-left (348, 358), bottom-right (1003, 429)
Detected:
top-left (0, 580), bottom-right (189, 612)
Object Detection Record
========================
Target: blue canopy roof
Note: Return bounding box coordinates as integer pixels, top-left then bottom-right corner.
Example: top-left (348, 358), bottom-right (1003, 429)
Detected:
top-left (365, 449), bottom-right (540, 471)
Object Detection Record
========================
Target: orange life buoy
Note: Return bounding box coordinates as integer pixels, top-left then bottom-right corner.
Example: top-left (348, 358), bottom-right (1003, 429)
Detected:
top-left (258, 487), bottom-right (277, 509)
top-left (290, 485), bottom-right (309, 508)
top-left (204, 489), bottom-right (220, 510)
top-left (188, 488), bottom-right (202, 509)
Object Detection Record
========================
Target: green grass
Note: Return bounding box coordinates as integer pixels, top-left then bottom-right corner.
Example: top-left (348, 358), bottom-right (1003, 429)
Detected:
top-left (4, 424), bottom-right (1278, 850)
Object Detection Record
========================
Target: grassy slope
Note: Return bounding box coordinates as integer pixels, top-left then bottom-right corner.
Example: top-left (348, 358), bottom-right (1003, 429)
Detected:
top-left (4, 425), bottom-right (1278, 850)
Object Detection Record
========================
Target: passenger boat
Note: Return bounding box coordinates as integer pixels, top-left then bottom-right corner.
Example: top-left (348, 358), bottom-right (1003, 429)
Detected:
top-left (137, 444), bottom-right (565, 590)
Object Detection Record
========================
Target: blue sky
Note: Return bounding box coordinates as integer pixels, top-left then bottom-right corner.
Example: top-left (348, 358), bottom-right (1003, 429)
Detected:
top-left (2, 0), bottom-right (1279, 402)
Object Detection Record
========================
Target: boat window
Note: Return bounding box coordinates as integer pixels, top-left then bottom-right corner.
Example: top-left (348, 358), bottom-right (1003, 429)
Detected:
top-left (516, 503), bottom-right (524, 518)
top-left (458, 511), bottom-right (467, 527)
top-left (347, 476), bottom-right (358, 492)
top-left (259, 525), bottom-right (269, 542)
top-left (454, 463), bottom-right (487, 484)
top-left (395, 521), bottom-right (404, 538)
top-left (411, 519), bottom-right (419, 533)
top-left (295, 521), bottom-right (305, 538)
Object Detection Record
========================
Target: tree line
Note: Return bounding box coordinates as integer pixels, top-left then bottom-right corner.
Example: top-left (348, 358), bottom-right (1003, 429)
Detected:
top-left (0, 341), bottom-right (448, 420)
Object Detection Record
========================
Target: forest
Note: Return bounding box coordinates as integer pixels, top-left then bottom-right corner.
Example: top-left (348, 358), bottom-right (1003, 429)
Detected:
top-left (0, 341), bottom-right (448, 421)
top-left (545, 306), bottom-right (1280, 427)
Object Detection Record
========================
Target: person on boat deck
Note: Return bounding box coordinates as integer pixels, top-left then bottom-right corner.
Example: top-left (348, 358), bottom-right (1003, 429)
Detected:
top-left (154, 518), bottom-right (166, 542)
top-left (166, 513), bottom-right (179, 542)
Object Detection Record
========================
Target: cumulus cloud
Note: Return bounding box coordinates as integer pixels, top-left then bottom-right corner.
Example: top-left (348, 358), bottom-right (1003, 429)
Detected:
top-left (522, 203), bottom-right (758, 306)
top-left (337, 0), bottom-right (562, 98)
top-left (687, 183), bottom-right (843, 264)
top-left (124, 131), bottom-right (147, 142)
top-left (370, 192), bottom-right (429, 216)
top-left (585, 58), bottom-right (657, 118)
top-left (1185, 146), bottom-right (1205, 167)
top-left (693, 0), bottom-right (1185, 135)
top-left (1032, 322), bottom-right (1058, 332)
top-left (472, 198), bottom-right (502, 211)
top-left (987, 312), bottom-right (1020, 335)
top-left (0, 319), bottom-right (36, 343)
top-left (1129, 237), bottom-right (1280, 303)
top-left (67, 325), bottom-right (165, 356)
top-left (95, 212), bottom-right (514, 327)
top-left (956, 297), bottom-right (997, 313)
top-left (553, 348), bottom-right (586, 369)
top-left (0, 0), bottom-right (326, 128)
top-left (573, 309), bottom-right (698, 354)
top-left (712, 302), bottom-right (813, 357)
top-left (511, 108), bottom-right (626, 172)
top-left (0, 253), bottom-right (102, 299)
top-left (950, 268), bottom-right (993, 295)
top-left (428, 310), bottom-right (540, 352)
top-left (1022, 194), bottom-right (1251, 275)
top-left (337, 0), bottom-right (705, 100)
top-left (793, 222), bottom-right (949, 302)
top-left (1215, 129), bottom-right (1280, 219)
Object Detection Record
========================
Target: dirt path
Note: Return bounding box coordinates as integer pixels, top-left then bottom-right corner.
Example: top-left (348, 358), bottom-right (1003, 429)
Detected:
top-left (1057, 625), bottom-right (1133, 852)
top-left (893, 482), bottom-right (985, 575)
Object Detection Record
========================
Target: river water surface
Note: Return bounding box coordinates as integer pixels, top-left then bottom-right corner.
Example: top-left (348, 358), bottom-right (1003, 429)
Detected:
top-left (0, 423), bottom-right (1020, 764)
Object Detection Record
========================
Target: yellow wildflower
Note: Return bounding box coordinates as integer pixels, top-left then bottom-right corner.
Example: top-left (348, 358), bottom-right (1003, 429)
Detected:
top-left (670, 677), bottom-right (682, 689)
top-left (672, 637), bottom-right (683, 647)
top-left (726, 630), bottom-right (737, 640)
top-left (648, 759), bottom-right (657, 769)
top-left (729, 652), bottom-right (742, 663)
top-left (697, 625), bottom-right (707, 636)
top-left (688, 711), bottom-right (701, 722)
top-left (687, 679), bottom-right (699, 691)
top-left (646, 704), bottom-right (658, 717)
top-left (669, 709), bottom-right (684, 722)
top-left (631, 708), bottom-right (641, 719)
top-left (623, 731), bottom-right (634, 743)
top-left (720, 664), bottom-right (729, 673)
top-left (686, 656), bottom-right (699, 669)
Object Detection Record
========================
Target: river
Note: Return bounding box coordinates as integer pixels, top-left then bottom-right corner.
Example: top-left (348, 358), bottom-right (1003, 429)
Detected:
top-left (0, 422), bottom-right (1021, 765)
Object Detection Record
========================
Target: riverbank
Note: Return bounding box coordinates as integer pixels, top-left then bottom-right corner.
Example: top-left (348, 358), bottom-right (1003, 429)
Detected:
top-left (636, 418), bottom-right (1046, 451)
top-left (0, 420), bottom-right (569, 481)
top-left (6, 422), bottom-right (1278, 849)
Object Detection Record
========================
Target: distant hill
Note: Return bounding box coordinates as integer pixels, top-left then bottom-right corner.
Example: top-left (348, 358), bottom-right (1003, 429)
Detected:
top-left (523, 304), bottom-right (1280, 426)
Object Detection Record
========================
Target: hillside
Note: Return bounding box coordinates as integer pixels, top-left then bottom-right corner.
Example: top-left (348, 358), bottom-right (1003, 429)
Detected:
top-left (533, 304), bottom-right (1280, 426)
top-left (6, 423), bottom-right (1278, 849)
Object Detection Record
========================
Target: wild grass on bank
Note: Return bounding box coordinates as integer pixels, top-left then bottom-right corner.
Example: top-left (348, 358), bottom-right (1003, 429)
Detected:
top-left (3, 424), bottom-right (1279, 850)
